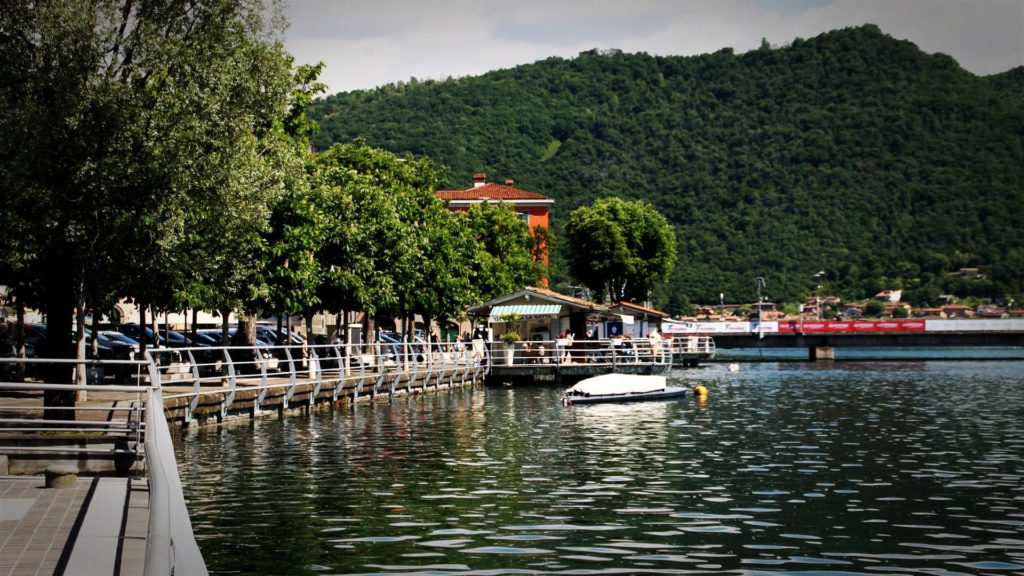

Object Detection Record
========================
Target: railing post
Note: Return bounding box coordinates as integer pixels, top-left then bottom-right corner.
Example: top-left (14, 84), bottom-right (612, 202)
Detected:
top-left (310, 349), bottom-right (322, 404)
top-left (282, 347), bottom-right (296, 409)
top-left (255, 346), bottom-right (269, 413)
top-left (222, 348), bottom-right (236, 420)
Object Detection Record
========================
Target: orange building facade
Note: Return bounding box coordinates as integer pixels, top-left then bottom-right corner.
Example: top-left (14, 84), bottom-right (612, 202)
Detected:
top-left (435, 173), bottom-right (553, 266)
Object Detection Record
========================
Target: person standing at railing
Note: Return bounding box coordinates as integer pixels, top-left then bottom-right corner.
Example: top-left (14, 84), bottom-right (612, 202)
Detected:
top-left (648, 331), bottom-right (662, 359)
top-left (557, 331), bottom-right (574, 364)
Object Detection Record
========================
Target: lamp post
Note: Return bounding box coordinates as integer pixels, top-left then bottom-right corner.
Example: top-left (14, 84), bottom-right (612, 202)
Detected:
top-left (814, 270), bottom-right (825, 320)
top-left (755, 277), bottom-right (766, 339)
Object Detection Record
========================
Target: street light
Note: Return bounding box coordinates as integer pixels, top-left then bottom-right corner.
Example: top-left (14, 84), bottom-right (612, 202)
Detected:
top-left (755, 277), bottom-right (766, 339)
top-left (814, 271), bottom-right (825, 320)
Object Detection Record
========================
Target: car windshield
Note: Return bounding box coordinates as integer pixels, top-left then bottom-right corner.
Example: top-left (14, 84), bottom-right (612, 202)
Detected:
top-left (101, 331), bottom-right (139, 346)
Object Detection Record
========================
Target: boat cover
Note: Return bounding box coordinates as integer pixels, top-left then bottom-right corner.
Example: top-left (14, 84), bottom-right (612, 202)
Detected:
top-left (564, 374), bottom-right (667, 396)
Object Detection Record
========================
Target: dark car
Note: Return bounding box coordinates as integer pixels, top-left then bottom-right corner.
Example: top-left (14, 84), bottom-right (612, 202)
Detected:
top-left (112, 324), bottom-right (193, 348)
top-left (82, 329), bottom-right (138, 383)
top-left (193, 330), bottom-right (226, 346)
top-left (378, 331), bottom-right (426, 363)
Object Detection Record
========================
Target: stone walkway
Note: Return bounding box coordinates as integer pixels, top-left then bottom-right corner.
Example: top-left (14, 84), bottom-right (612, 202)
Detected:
top-left (0, 475), bottom-right (148, 576)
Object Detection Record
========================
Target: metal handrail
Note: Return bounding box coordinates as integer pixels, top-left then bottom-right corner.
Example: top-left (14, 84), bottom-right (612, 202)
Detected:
top-left (144, 386), bottom-right (207, 575)
top-left (489, 338), bottom-right (678, 367)
top-left (148, 341), bottom-right (488, 414)
top-left (0, 367), bottom-right (206, 575)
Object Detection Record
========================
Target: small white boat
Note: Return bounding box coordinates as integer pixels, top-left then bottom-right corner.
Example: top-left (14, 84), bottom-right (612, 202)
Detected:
top-left (561, 373), bottom-right (687, 405)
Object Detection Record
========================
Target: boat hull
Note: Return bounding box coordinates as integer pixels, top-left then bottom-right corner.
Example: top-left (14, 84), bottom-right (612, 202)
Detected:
top-left (562, 386), bottom-right (689, 405)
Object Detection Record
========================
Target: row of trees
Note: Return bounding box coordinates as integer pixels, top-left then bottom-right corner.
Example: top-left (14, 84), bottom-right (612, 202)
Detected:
top-left (0, 1), bottom-right (548, 413)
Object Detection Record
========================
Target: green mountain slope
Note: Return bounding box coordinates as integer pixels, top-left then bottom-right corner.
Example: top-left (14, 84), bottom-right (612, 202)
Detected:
top-left (309, 25), bottom-right (1024, 311)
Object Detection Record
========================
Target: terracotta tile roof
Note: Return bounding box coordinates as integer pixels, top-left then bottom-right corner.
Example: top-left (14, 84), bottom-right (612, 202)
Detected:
top-left (524, 285), bottom-right (601, 309)
top-left (611, 301), bottom-right (670, 318)
top-left (467, 286), bottom-right (606, 316)
top-left (436, 182), bottom-right (550, 202)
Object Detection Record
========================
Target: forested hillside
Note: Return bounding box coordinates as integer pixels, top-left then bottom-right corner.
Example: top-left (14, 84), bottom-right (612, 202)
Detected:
top-left (308, 25), bottom-right (1024, 312)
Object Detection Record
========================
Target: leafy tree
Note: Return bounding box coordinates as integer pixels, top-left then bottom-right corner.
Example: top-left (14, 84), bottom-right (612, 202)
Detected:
top-left (408, 196), bottom-right (478, 332)
top-left (463, 203), bottom-right (547, 302)
top-left (864, 300), bottom-right (886, 317)
top-left (312, 140), bottom-right (473, 334)
top-left (0, 0), bottom-right (297, 409)
top-left (564, 198), bottom-right (676, 303)
top-left (244, 63), bottom-right (329, 340)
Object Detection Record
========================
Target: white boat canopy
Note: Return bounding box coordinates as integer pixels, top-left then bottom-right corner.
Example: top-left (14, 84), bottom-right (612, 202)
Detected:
top-left (564, 374), bottom-right (667, 396)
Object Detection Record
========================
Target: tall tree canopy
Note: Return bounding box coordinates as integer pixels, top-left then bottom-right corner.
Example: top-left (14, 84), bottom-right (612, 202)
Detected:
top-left (0, 0), bottom-right (298, 405)
top-left (564, 198), bottom-right (676, 304)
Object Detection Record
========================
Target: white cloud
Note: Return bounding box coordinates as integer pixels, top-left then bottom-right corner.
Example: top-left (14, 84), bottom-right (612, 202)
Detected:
top-left (282, 0), bottom-right (1024, 94)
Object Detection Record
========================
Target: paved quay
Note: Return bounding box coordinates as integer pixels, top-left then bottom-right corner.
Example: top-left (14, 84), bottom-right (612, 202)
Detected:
top-left (0, 475), bottom-right (148, 576)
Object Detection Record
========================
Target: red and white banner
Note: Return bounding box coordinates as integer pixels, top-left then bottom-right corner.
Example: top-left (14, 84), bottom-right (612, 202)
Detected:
top-left (661, 319), bottom-right (1022, 335)
top-left (776, 320), bottom-right (925, 333)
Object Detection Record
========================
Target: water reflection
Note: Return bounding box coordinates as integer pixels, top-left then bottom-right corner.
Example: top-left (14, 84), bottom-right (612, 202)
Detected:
top-left (176, 359), bottom-right (1024, 575)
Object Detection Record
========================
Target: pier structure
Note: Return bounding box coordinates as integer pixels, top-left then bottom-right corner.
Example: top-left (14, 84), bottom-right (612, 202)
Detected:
top-left (486, 336), bottom-right (715, 383)
top-left (0, 340), bottom-right (488, 574)
top-left (464, 286), bottom-right (716, 382)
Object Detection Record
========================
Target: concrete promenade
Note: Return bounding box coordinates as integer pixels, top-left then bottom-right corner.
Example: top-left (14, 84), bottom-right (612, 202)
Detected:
top-left (0, 475), bottom-right (148, 576)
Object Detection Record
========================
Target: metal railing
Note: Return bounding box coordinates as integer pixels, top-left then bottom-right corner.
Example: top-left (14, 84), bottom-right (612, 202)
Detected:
top-left (144, 386), bottom-right (207, 575)
top-left (0, 334), bottom-right (713, 574)
top-left (669, 335), bottom-right (717, 355)
top-left (145, 339), bottom-right (490, 421)
top-left (488, 336), bottom-right (715, 367)
top-left (0, 357), bottom-right (207, 575)
top-left (491, 338), bottom-right (676, 367)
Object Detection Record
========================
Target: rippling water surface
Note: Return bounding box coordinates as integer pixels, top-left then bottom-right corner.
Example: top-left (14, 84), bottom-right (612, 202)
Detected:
top-left (175, 358), bottom-right (1024, 575)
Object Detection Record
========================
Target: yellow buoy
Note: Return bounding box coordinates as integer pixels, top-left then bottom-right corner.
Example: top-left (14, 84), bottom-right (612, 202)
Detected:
top-left (693, 385), bottom-right (708, 397)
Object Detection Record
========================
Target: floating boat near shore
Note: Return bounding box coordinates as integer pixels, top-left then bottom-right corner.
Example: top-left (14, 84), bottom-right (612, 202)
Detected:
top-left (561, 373), bottom-right (688, 405)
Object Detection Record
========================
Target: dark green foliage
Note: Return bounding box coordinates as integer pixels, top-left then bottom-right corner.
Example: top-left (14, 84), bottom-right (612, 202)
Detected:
top-left (308, 25), bottom-right (1024, 313)
top-left (864, 300), bottom-right (886, 317)
top-left (564, 197), bottom-right (676, 303)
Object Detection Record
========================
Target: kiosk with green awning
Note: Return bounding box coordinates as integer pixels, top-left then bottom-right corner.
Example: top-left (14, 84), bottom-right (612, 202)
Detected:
top-left (469, 286), bottom-right (607, 341)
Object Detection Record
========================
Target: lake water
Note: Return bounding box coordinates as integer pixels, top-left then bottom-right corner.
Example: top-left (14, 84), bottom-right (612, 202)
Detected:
top-left (175, 355), bottom-right (1024, 575)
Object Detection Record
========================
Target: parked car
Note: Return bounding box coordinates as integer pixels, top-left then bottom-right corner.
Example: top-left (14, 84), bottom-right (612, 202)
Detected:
top-left (82, 329), bottom-right (137, 383)
top-left (194, 329), bottom-right (229, 347)
top-left (110, 324), bottom-right (193, 348)
top-left (99, 330), bottom-right (140, 354)
top-left (378, 331), bottom-right (426, 363)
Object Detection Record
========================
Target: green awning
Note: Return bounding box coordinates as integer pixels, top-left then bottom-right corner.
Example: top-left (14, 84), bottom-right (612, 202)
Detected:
top-left (490, 304), bottom-right (562, 320)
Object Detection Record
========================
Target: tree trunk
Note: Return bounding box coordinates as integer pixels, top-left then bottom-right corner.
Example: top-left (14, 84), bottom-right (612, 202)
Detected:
top-left (219, 308), bottom-right (231, 346)
top-left (235, 313), bottom-right (257, 346)
top-left (15, 298), bottom-right (26, 380)
top-left (139, 304), bottom-right (148, 354)
top-left (42, 261), bottom-right (75, 420)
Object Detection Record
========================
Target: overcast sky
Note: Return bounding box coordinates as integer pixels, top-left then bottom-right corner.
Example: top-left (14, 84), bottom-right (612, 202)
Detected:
top-left (282, 0), bottom-right (1023, 95)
